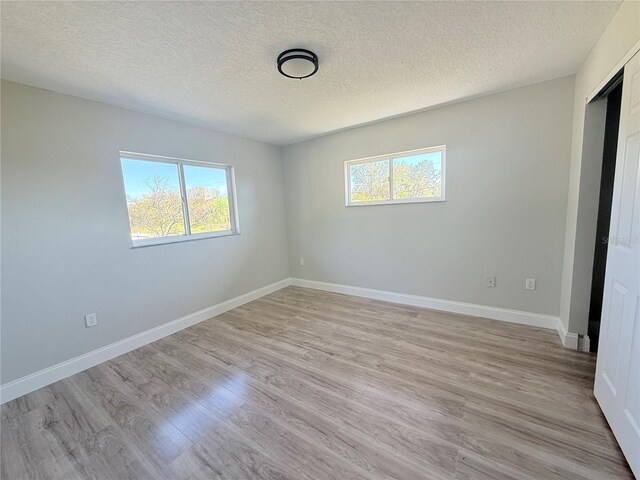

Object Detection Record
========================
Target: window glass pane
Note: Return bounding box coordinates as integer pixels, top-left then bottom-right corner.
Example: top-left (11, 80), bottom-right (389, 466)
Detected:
top-left (121, 158), bottom-right (185, 240)
top-left (349, 159), bottom-right (390, 202)
top-left (392, 151), bottom-right (442, 199)
top-left (183, 165), bottom-right (231, 233)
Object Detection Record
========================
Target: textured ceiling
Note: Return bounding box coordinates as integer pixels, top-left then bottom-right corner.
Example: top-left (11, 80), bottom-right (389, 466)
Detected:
top-left (1, 1), bottom-right (621, 146)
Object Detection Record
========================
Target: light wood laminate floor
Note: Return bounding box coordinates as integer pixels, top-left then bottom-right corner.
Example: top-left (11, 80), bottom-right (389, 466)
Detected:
top-left (1, 286), bottom-right (633, 479)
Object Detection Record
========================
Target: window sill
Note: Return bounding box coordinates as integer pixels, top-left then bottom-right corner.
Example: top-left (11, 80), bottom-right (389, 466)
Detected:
top-left (130, 230), bottom-right (240, 248)
top-left (346, 197), bottom-right (445, 207)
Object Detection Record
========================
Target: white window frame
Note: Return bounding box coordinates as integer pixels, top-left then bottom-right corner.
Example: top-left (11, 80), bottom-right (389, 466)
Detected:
top-left (119, 151), bottom-right (240, 248)
top-left (344, 145), bottom-right (446, 207)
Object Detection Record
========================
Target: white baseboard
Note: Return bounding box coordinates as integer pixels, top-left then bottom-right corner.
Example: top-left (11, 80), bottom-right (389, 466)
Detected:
top-left (556, 319), bottom-right (591, 352)
top-left (0, 278), bottom-right (292, 404)
top-left (557, 319), bottom-right (577, 349)
top-left (291, 277), bottom-right (572, 336)
top-left (290, 278), bottom-right (591, 352)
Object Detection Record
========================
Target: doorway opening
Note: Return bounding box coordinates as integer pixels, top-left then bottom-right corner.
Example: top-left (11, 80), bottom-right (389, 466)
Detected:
top-left (587, 72), bottom-right (623, 353)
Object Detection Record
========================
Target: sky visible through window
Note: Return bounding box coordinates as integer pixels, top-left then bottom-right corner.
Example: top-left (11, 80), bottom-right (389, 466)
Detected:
top-left (184, 164), bottom-right (228, 196)
top-left (121, 158), bottom-right (228, 199)
top-left (398, 152), bottom-right (441, 170)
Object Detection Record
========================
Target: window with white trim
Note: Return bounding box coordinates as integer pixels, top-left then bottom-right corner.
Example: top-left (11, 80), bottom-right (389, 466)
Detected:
top-left (120, 152), bottom-right (238, 247)
top-left (345, 146), bottom-right (446, 206)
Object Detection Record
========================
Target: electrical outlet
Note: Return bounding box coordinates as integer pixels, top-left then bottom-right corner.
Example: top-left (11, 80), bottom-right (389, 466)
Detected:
top-left (484, 274), bottom-right (496, 288)
top-left (299, 257), bottom-right (305, 266)
top-left (85, 313), bottom-right (98, 328)
top-left (525, 278), bottom-right (536, 290)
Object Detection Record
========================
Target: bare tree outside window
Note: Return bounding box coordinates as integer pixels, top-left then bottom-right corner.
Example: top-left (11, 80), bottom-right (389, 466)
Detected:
top-left (185, 186), bottom-right (231, 233)
top-left (120, 155), bottom-right (237, 246)
top-left (126, 176), bottom-right (185, 238)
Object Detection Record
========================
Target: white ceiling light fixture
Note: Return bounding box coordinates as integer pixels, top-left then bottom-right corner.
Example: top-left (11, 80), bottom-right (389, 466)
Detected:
top-left (277, 49), bottom-right (318, 79)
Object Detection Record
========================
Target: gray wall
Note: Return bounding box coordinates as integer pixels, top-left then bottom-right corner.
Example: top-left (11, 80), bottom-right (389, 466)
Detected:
top-left (283, 77), bottom-right (574, 316)
top-left (1, 81), bottom-right (290, 383)
top-left (1, 75), bottom-right (578, 384)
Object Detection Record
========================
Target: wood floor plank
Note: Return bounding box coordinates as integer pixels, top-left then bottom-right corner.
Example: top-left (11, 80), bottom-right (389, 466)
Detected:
top-left (1, 286), bottom-right (633, 479)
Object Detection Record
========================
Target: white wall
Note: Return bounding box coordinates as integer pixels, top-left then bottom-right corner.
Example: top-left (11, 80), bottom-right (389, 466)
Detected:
top-left (0, 80), bottom-right (290, 384)
top-left (283, 77), bottom-right (575, 317)
top-left (560, 0), bottom-right (640, 334)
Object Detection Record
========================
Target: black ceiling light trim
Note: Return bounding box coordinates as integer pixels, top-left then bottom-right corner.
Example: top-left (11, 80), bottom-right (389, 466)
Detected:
top-left (277, 48), bottom-right (319, 79)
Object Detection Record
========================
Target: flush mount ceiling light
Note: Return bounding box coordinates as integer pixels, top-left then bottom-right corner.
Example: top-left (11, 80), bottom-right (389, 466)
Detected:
top-left (277, 49), bottom-right (318, 79)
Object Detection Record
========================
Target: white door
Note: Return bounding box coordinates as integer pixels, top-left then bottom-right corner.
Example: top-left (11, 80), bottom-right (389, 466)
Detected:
top-left (594, 51), bottom-right (640, 478)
